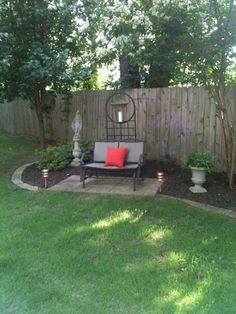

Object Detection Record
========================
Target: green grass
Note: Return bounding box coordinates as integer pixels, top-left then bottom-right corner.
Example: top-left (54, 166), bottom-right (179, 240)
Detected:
top-left (0, 132), bottom-right (236, 314)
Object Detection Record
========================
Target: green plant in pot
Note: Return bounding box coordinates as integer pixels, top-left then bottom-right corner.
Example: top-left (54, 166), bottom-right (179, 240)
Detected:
top-left (181, 152), bottom-right (214, 193)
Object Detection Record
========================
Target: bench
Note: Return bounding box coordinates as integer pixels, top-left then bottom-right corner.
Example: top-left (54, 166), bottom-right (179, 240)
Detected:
top-left (80, 141), bottom-right (145, 191)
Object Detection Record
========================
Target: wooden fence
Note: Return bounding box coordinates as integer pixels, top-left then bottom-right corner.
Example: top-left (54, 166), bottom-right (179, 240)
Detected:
top-left (0, 87), bottom-right (236, 170)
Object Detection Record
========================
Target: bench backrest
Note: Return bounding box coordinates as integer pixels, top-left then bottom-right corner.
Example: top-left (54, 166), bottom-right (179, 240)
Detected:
top-left (93, 142), bottom-right (118, 162)
top-left (119, 142), bottom-right (144, 163)
top-left (93, 141), bottom-right (144, 163)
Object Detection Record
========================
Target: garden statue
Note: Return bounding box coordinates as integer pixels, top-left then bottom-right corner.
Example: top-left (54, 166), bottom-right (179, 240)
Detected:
top-left (71, 110), bottom-right (82, 139)
top-left (71, 110), bottom-right (82, 166)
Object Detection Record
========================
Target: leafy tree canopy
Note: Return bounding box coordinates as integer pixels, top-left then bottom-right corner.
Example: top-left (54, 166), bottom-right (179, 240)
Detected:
top-left (95, 0), bottom-right (236, 88)
top-left (0, 0), bottom-right (89, 100)
top-left (0, 0), bottom-right (93, 145)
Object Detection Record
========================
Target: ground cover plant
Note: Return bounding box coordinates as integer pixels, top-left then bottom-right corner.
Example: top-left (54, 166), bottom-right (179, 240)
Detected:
top-left (36, 144), bottom-right (73, 171)
top-left (1, 132), bottom-right (236, 313)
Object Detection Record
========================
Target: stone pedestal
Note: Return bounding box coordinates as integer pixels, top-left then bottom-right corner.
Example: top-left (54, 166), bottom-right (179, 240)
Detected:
top-left (189, 185), bottom-right (207, 193)
top-left (71, 136), bottom-right (81, 167)
top-left (189, 167), bottom-right (207, 193)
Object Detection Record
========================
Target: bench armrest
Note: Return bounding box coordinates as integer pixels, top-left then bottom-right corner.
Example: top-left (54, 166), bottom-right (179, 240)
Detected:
top-left (138, 153), bottom-right (145, 166)
top-left (80, 150), bottom-right (93, 164)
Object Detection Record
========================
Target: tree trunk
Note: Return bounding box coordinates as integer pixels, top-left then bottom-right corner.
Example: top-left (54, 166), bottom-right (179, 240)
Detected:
top-left (218, 78), bottom-right (235, 188)
top-left (119, 54), bottom-right (141, 88)
top-left (36, 107), bottom-right (46, 148)
top-left (214, 90), bottom-right (235, 188)
top-left (32, 90), bottom-right (46, 148)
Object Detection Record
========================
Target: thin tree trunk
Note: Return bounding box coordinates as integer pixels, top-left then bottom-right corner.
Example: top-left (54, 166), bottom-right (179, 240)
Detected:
top-left (229, 142), bottom-right (235, 188)
top-left (217, 109), bottom-right (235, 189)
top-left (211, 78), bottom-right (235, 188)
top-left (36, 106), bottom-right (46, 148)
top-left (32, 90), bottom-right (46, 148)
top-left (218, 112), bottom-right (230, 175)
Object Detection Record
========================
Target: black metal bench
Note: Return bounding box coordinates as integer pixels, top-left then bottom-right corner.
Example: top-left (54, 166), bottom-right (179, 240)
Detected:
top-left (80, 141), bottom-right (145, 191)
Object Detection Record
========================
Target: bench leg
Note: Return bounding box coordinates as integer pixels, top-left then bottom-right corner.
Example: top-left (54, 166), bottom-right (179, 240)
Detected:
top-left (81, 168), bottom-right (85, 188)
top-left (80, 167), bottom-right (83, 182)
top-left (133, 171), bottom-right (136, 191)
top-left (137, 166), bottom-right (141, 181)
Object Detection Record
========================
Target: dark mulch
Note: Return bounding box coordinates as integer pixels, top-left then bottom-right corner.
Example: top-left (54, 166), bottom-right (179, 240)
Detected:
top-left (22, 163), bottom-right (79, 188)
top-left (22, 161), bottom-right (236, 211)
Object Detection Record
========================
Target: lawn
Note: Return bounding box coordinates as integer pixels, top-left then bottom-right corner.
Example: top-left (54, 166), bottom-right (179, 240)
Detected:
top-left (0, 133), bottom-right (236, 314)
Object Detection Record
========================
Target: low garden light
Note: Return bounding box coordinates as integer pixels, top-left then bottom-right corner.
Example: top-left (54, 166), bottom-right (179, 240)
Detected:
top-left (42, 169), bottom-right (49, 189)
top-left (157, 172), bottom-right (164, 192)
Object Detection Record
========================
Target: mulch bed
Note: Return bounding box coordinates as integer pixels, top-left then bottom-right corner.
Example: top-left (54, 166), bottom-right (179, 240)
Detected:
top-left (22, 161), bottom-right (236, 211)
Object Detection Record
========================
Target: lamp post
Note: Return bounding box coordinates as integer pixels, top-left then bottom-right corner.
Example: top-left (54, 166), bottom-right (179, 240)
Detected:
top-left (42, 169), bottom-right (49, 189)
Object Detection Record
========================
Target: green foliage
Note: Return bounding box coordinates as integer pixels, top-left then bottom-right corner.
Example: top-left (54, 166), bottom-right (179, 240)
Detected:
top-left (96, 0), bottom-right (236, 88)
top-left (181, 152), bottom-right (214, 172)
top-left (36, 141), bottom-right (93, 171)
top-left (80, 139), bottom-right (94, 153)
top-left (79, 68), bottom-right (99, 90)
top-left (0, 0), bottom-right (94, 145)
top-left (0, 1), bottom-right (84, 101)
top-left (36, 144), bottom-right (73, 171)
top-left (97, 1), bottom-right (202, 87)
top-left (181, 0), bottom-right (236, 87)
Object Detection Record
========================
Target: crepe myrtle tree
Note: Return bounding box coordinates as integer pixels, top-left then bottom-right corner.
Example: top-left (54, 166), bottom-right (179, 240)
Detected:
top-left (185, 0), bottom-right (236, 188)
top-left (0, 0), bottom-right (90, 147)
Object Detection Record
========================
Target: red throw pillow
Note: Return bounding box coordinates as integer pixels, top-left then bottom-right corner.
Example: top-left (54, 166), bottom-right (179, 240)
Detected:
top-left (105, 147), bottom-right (128, 168)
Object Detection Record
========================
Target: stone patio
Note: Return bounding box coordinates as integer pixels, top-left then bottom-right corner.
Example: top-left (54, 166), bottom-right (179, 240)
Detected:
top-left (11, 163), bottom-right (236, 218)
top-left (49, 175), bottom-right (160, 196)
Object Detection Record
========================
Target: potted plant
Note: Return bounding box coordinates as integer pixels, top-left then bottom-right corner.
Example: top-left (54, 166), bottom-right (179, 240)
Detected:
top-left (181, 152), bottom-right (214, 193)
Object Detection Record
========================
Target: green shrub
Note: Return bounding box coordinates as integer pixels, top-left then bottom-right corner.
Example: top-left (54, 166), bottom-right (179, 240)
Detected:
top-left (36, 145), bottom-right (73, 171)
top-left (181, 152), bottom-right (214, 172)
top-left (80, 139), bottom-right (94, 153)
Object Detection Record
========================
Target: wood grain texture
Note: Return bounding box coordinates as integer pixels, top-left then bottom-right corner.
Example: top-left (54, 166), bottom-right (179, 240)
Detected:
top-left (0, 87), bottom-right (235, 171)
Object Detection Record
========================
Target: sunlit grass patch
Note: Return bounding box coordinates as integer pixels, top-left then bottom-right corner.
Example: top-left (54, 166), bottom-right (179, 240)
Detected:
top-left (0, 133), bottom-right (236, 313)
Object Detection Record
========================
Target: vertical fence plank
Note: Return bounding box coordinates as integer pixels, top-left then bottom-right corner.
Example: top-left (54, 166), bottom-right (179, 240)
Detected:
top-left (154, 88), bottom-right (162, 159)
top-left (0, 87), bottom-right (236, 171)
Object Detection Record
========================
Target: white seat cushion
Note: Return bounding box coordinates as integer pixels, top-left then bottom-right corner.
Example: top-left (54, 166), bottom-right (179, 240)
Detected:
top-left (83, 162), bottom-right (138, 170)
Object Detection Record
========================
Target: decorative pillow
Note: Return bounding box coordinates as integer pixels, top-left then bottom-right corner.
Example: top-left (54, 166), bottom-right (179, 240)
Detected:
top-left (105, 147), bottom-right (128, 168)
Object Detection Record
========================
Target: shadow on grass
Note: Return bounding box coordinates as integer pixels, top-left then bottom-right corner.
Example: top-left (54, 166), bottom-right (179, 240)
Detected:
top-left (1, 193), bottom-right (235, 313)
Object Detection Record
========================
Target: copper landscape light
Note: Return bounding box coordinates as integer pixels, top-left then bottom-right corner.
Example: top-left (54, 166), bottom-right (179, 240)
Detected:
top-left (42, 169), bottom-right (49, 189)
top-left (157, 172), bottom-right (164, 192)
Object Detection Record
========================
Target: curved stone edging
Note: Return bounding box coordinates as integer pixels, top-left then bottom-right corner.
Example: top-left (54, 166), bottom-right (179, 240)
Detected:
top-left (11, 163), bottom-right (236, 218)
top-left (159, 194), bottom-right (236, 219)
top-left (11, 162), bottom-right (39, 192)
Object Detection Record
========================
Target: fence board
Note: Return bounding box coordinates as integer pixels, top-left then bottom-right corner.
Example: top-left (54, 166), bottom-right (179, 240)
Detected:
top-left (0, 87), bottom-right (236, 171)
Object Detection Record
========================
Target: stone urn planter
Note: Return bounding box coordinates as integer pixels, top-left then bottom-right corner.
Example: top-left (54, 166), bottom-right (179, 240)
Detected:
top-left (189, 167), bottom-right (207, 193)
top-left (181, 152), bottom-right (214, 194)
